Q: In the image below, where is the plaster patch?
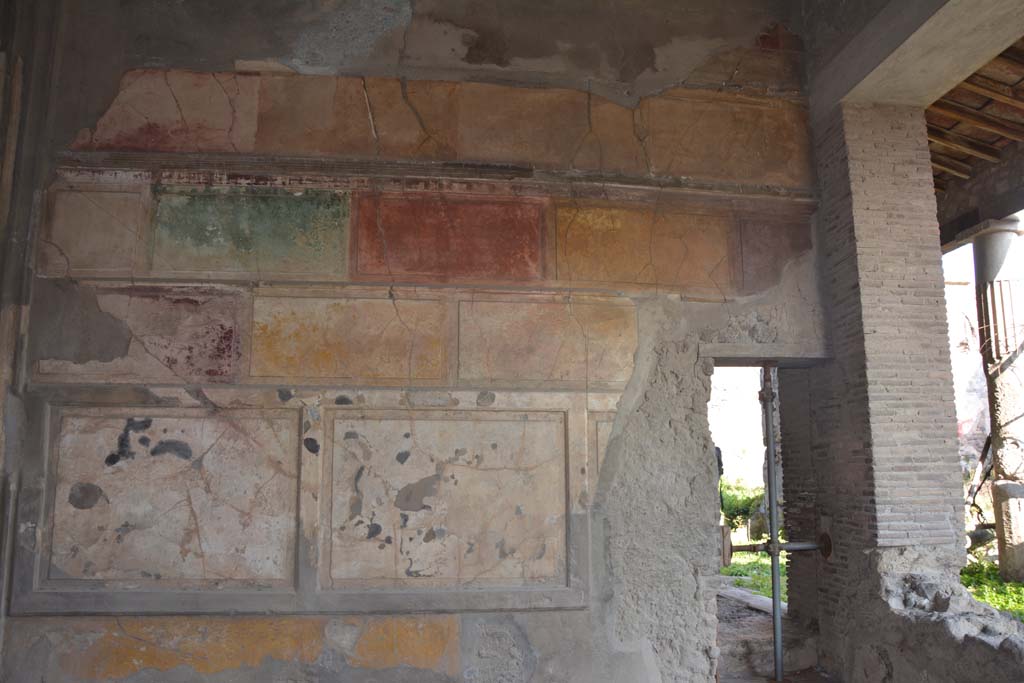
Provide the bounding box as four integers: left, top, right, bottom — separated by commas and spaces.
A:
33, 284, 244, 383
285, 0, 411, 71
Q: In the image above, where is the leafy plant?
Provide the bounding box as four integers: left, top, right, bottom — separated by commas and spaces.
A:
720, 480, 764, 530
721, 551, 788, 602
961, 560, 1024, 622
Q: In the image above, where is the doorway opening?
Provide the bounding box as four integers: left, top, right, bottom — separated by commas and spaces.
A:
710, 365, 824, 682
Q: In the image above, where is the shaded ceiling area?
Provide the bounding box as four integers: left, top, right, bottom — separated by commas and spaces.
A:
928, 38, 1024, 193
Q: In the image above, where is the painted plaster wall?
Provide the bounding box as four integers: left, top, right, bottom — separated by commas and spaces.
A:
2, 3, 824, 682
46, 0, 804, 155
8, 172, 823, 682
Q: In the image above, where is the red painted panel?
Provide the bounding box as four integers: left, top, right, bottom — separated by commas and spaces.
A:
354, 193, 545, 282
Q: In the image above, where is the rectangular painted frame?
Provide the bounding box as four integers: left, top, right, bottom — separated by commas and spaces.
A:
10, 389, 594, 614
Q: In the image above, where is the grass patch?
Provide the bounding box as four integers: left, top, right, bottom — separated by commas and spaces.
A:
961, 561, 1024, 622
721, 551, 788, 602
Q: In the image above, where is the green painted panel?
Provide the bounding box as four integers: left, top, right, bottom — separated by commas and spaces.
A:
152, 187, 348, 278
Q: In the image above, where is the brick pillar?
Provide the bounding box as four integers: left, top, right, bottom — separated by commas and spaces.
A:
972, 221, 1024, 580
800, 103, 963, 671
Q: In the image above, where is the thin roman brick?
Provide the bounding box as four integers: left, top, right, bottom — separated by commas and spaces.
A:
796, 103, 963, 662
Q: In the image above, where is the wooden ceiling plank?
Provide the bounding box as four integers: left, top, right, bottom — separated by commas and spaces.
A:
931, 158, 971, 179
990, 54, 1024, 78
959, 76, 1024, 112
930, 100, 1024, 141
926, 125, 1001, 163
930, 152, 972, 176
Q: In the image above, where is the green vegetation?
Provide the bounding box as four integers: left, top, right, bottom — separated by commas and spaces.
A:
721, 551, 788, 602
720, 480, 764, 531
961, 561, 1024, 622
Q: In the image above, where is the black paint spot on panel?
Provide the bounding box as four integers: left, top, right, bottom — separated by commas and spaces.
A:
454, 448, 467, 458
303, 437, 321, 454
394, 474, 441, 511
105, 417, 153, 466
403, 432, 411, 438
115, 522, 135, 543
491, 442, 498, 450
277, 388, 294, 402
396, 450, 411, 464
350, 465, 365, 518
476, 390, 496, 407
68, 482, 106, 510
335, 395, 353, 405
400, 513, 409, 528
366, 523, 382, 539
343, 431, 359, 440
150, 440, 193, 460
385, 536, 392, 544
423, 528, 436, 543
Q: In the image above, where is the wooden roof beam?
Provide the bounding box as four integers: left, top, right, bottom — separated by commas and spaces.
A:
926, 125, 1002, 163
958, 74, 1024, 112
930, 100, 1024, 141
931, 153, 972, 179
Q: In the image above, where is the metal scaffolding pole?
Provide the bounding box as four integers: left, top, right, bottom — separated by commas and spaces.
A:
760, 365, 784, 682
723, 364, 830, 682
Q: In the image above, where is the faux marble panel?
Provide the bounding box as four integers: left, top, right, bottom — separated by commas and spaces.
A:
151, 187, 348, 280
739, 217, 813, 293
455, 82, 590, 167
639, 89, 813, 189
458, 299, 637, 386
328, 410, 566, 587
555, 203, 739, 295
74, 70, 258, 153
48, 409, 298, 585
250, 294, 450, 382
32, 283, 245, 384
255, 75, 374, 157
38, 187, 147, 278
353, 193, 544, 283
